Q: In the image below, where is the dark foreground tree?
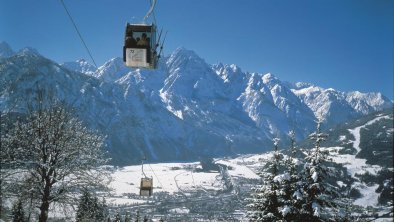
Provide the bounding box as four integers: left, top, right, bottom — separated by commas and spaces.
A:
247, 138, 283, 221
299, 119, 341, 221
11, 200, 26, 222
76, 189, 108, 222
2, 92, 109, 222
276, 131, 304, 221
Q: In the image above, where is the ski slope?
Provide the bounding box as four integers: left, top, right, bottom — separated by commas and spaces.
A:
328, 115, 391, 207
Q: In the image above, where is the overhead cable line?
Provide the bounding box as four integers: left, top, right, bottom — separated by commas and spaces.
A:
60, 0, 98, 68
148, 163, 163, 188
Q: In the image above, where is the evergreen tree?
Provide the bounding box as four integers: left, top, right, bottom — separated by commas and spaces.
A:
114, 211, 122, 222
11, 200, 25, 222
135, 209, 141, 222
124, 211, 131, 222
247, 138, 283, 221
299, 119, 340, 221
276, 131, 304, 221
76, 189, 108, 222
95, 197, 108, 221
76, 190, 93, 221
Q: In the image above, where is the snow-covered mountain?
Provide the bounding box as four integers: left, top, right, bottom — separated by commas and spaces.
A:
291, 82, 391, 126
0, 41, 14, 58
0, 42, 392, 165
322, 109, 393, 206
61, 59, 97, 76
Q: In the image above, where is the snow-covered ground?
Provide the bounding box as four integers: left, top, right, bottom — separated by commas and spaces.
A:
107, 155, 266, 207
326, 115, 391, 207
109, 162, 222, 197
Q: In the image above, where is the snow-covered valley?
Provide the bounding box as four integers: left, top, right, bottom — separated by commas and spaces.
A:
102, 139, 392, 221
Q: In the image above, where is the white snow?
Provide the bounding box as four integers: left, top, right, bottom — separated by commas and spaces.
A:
274, 172, 290, 183
327, 115, 392, 207
280, 206, 291, 217
353, 182, 380, 207
348, 115, 390, 153
109, 162, 221, 198
107, 197, 146, 206
215, 159, 260, 179
312, 202, 321, 217
312, 171, 318, 182
106, 155, 266, 206
338, 135, 346, 141
169, 207, 190, 214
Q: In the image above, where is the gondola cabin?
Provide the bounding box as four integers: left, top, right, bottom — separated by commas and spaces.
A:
140, 177, 153, 196
123, 23, 158, 69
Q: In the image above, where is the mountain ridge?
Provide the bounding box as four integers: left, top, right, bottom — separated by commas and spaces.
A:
0, 42, 392, 165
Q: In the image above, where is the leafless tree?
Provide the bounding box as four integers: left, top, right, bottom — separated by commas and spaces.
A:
1, 91, 110, 222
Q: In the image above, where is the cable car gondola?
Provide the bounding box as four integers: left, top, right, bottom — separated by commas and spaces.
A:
123, 23, 158, 69
140, 177, 153, 196
123, 0, 165, 69
139, 157, 153, 197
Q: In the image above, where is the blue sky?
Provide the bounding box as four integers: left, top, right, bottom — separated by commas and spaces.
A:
1, 0, 393, 99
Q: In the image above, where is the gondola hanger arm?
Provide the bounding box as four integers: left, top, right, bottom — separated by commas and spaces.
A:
144, 0, 157, 23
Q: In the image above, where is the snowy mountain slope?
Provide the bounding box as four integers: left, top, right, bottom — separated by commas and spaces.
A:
159, 48, 270, 154
0, 50, 124, 132
316, 109, 394, 206
1, 42, 392, 165
0, 41, 14, 58
0, 50, 210, 164
0, 46, 267, 164
61, 59, 97, 76
291, 83, 392, 126
237, 73, 316, 140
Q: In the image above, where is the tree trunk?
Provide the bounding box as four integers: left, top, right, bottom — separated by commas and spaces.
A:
38, 200, 49, 222
38, 179, 51, 222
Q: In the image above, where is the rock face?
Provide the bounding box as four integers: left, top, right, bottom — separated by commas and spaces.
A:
1, 44, 392, 165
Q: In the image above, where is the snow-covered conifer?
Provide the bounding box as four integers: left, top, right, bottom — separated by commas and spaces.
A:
11, 200, 26, 222
299, 119, 340, 221
124, 211, 131, 222
275, 130, 304, 221
135, 209, 141, 222
247, 138, 283, 221
113, 211, 121, 222
76, 189, 108, 222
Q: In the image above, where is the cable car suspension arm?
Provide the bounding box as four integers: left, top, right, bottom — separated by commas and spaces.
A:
144, 0, 157, 23
158, 31, 167, 59
155, 28, 163, 51
141, 157, 147, 178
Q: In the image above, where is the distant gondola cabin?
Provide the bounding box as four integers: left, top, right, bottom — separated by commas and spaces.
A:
123, 23, 158, 69
140, 177, 153, 196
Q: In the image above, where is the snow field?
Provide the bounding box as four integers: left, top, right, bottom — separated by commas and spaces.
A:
215, 159, 260, 179
325, 115, 391, 207
109, 162, 222, 198
107, 157, 266, 206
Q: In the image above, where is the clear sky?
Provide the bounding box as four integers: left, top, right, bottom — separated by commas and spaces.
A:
1, 0, 393, 99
